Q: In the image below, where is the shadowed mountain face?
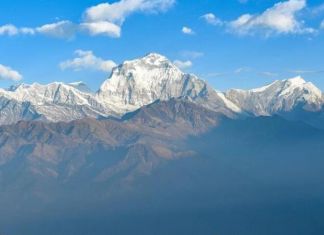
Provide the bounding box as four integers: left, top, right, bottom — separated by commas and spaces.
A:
0, 99, 223, 221
0, 99, 220, 186
0, 99, 324, 235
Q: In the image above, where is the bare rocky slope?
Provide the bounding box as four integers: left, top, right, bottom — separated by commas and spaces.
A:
0, 99, 223, 193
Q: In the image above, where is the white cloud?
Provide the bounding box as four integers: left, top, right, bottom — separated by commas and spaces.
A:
201, 13, 223, 26
83, 0, 175, 37
80, 21, 121, 38
60, 50, 117, 73
289, 69, 324, 74
0, 0, 175, 39
204, 72, 227, 78
20, 27, 36, 35
180, 50, 204, 59
0, 64, 23, 81
260, 71, 279, 77
310, 3, 324, 16
173, 60, 192, 69
0, 21, 77, 39
84, 0, 175, 24
320, 20, 324, 29
0, 24, 19, 36
182, 26, 195, 35
234, 67, 251, 74
229, 0, 314, 35
36, 21, 77, 39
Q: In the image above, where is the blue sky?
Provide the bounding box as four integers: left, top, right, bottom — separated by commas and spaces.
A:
1, 0, 324, 91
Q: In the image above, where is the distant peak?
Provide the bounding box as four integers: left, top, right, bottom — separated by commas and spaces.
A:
68, 81, 92, 93
247, 76, 311, 94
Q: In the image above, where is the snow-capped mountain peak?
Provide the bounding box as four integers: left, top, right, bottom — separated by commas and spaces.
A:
112, 53, 176, 77
132, 53, 171, 66
0, 81, 110, 124
225, 76, 323, 116
280, 76, 322, 98
96, 53, 237, 115
286, 76, 306, 85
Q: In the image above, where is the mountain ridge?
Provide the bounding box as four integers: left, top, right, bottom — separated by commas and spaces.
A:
0, 53, 323, 127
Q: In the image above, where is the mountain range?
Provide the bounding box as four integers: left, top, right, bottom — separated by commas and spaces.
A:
1, 53, 323, 128
0, 53, 324, 235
